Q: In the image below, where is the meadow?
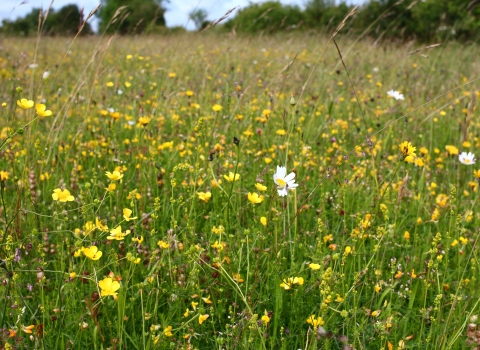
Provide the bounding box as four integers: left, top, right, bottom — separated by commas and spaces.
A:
0, 31, 480, 349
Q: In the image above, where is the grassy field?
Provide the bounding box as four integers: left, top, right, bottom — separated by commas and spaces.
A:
0, 32, 480, 349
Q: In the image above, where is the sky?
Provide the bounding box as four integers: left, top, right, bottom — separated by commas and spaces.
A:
0, 0, 365, 31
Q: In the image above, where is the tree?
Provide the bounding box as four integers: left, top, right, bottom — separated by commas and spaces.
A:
97, 0, 168, 34
0, 5, 92, 36
224, 1, 305, 34
189, 8, 208, 31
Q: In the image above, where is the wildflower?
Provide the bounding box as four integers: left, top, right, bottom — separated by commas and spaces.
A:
0, 170, 9, 181
81, 246, 102, 260
273, 166, 298, 196
460, 237, 468, 245
474, 170, 480, 179
123, 208, 137, 221
404, 231, 410, 240
35, 104, 52, 117
223, 172, 240, 182
233, 273, 244, 282
157, 240, 169, 249
211, 240, 224, 252
399, 141, 416, 162
191, 301, 198, 310
344, 246, 352, 255
98, 277, 120, 297
17, 98, 34, 109
248, 192, 264, 204
197, 191, 212, 202
459, 152, 476, 165
105, 170, 123, 182
22, 325, 35, 334
387, 90, 404, 100
184, 308, 189, 317
9, 329, 17, 337
107, 226, 131, 240
309, 263, 321, 270
52, 188, 75, 202
105, 183, 116, 192
445, 145, 459, 156
260, 217, 267, 226
212, 104, 222, 112
198, 314, 209, 324
261, 310, 270, 325
276, 129, 287, 135
95, 217, 109, 232
202, 295, 212, 304
306, 315, 325, 328
138, 117, 151, 126
280, 277, 304, 290
168, 72, 176, 78
255, 183, 267, 191
164, 326, 173, 337
374, 285, 381, 293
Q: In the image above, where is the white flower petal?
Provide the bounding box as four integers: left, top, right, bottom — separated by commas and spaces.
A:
284, 172, 296, 183
277, 187, 288, 196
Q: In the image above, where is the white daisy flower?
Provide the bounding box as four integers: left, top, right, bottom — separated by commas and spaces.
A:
459, 152, 476, 165
273, 166, 298, 197
387, 90, 405, 100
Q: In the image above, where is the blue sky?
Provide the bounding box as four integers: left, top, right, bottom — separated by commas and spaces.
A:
0, 0, 365, 31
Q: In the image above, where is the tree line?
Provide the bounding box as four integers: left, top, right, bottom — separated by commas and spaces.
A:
1, 0, 479, 42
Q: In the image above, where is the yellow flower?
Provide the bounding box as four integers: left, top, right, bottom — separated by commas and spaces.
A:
98, 277, 120, 297
404, 231, 410, 240
157, 240, 169, 249
306, 315, 325, 328
107, 226, 131, 240
211, 240, 224, 252
123, 208, 137, 221
260, 217, 267, 226
105, 170, 123, 182
280, 276, 304, 290
276, 129, 287, 136
191, 301, 198, 310
233, 273, 244, 282
255, 183, 267, 191
261, 310, 270, 325
95, 217, 109, 232
197, 191, 212, 203
81, 246, 102, 260
138, 117, 151, 126
52, 188, 75, 202
223, 172, 240, 182
202, 295, 212, 304
168, 72, 176, 78
184, 308, 189, 317
445, 145, 459, 156
212, 104, 222, 112
0, 170, 9, 181
164, 326, 173, 337
344, 246, 352, 255
198, 314, 209, 324
248, 192, 264, 204
309, 263, 321, 270
474, 169, 480, 179
35, 104, 52, 117
21, 325, 35, 334
105, 183, 116, 192
399, 141, 416, 162
17, 98, 34, 109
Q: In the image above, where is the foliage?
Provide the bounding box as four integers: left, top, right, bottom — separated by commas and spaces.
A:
0, 5, 92, 36
189, 8, 209, 31
224, 1, 305, 34
0, 32, 480, 349
97, 0, 167, 34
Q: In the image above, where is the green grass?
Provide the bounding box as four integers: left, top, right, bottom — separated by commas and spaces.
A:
0, 32, 480, 349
